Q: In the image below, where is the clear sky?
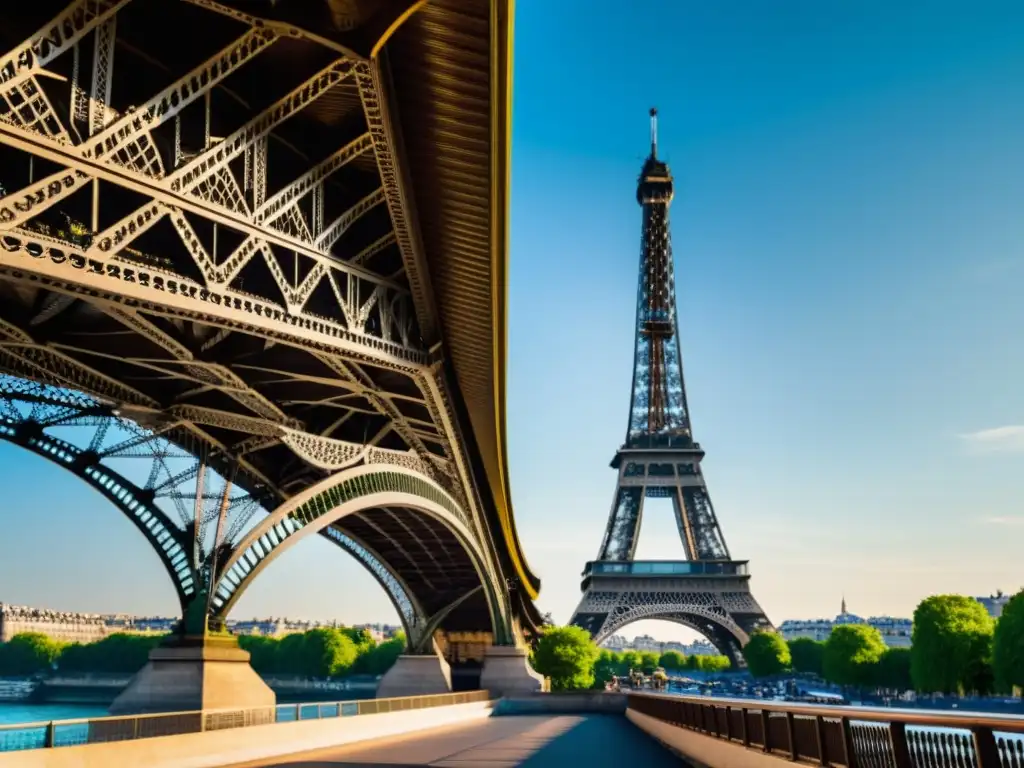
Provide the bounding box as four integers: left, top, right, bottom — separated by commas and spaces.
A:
2, 2, 1023, 644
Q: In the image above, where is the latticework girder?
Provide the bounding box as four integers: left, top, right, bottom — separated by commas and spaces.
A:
210, 463, 502, 638
0, 2, 421, 368
0, 0, 540, 646
0, 373, 503, 644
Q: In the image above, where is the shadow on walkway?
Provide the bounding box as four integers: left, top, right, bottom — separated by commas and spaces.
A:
233, 713, 682, 767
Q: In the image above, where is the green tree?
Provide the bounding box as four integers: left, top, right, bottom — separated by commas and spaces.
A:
993, 591, 1024, 696
238, 634, 280, 674
639, 651, 660, 674
964, 656, 996, 696
743, 632, 791, 677
54, 642, 87, 672
659, 651, 685, 670
355, 634, 406, 676
303, 629, 358, 677
7, 627, 409, 681
788, 638, 825, 676
911, 595, 994, 694
700, 655, 732, 673
104, 633, 162, 673
874, 647, 912, 692
341, 627, 375, 656
617, 650, 642, 676
0, 633, 65, 675
591, 650, 620, 689
275, 632, 308, 675
823, 625, 887, 687
531, 626, 600, 691
684, 654, 729, 673
54, 633, 162, 675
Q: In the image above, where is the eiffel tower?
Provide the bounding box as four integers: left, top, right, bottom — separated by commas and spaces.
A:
569, 109, 772, 667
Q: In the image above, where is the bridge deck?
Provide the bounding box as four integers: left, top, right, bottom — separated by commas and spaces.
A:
226, 714, 681, 767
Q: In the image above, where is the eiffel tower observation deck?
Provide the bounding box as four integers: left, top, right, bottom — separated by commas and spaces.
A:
570, 110, 773, 666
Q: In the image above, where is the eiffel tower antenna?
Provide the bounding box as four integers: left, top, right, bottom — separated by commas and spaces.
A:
650, 107, 658, 157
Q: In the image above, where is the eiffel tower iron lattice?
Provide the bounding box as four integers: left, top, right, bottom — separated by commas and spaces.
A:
569, 110, 772, 666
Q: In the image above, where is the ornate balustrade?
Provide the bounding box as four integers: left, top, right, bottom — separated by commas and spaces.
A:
627, 692, 1024, 768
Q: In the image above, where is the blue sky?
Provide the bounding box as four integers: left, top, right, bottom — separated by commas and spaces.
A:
2, 2, 1023, 643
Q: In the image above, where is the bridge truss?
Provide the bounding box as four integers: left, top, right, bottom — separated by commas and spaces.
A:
0, 0, 542, 652
0, 374, 494, 650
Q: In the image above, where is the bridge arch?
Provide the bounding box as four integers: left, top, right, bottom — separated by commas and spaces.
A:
319, 525, 429, 648
213, 464, 503, 650
0, 375, 502, 650
0, 381, 199, 613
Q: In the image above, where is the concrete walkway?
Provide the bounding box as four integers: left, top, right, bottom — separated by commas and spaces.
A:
227, 714, 682, 767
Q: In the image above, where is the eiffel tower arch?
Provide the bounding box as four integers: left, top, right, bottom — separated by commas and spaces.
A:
569, 111, 772, 667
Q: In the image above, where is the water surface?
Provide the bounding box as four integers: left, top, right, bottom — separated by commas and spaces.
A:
0, 703, 108, 727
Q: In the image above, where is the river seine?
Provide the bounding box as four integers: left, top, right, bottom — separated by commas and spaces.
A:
0, 703, 108, 726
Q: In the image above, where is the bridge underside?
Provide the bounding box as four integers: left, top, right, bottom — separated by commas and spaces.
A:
339, 509, 492, 632
0, 377, 496, 654
0, 0, 544, 671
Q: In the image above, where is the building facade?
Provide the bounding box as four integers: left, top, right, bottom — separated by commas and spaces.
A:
0, 604, 108, 644
226, 618, 402, 639
1, 602, 403, 644
975, 593, 1011, 619
777, 600, 912, 648
599, 634, 719, 657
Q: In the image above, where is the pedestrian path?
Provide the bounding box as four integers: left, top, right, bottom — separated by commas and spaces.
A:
227, 713, 682, 767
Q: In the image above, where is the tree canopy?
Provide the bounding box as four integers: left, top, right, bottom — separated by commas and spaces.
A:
911, 595, 994, 694
874, 647, 912, 691
743, 632, 791, 677
591, 650, 619, 689
354, 634, 406, 676
236, 627, 404, 678
787, 638, 825, 677
658, 651, 685, 670
994, 591, 1024, 696
581, 646, 728, 686
58, 633, 165, 674
617, 651, 642, 676
638, 651, 660, 675
531, 626, 601, 691
688, 654, 731, 672
823, 625, 887, 687
0, 626, 406, 680
0, 633, 66, 676
300, 628, 359, 677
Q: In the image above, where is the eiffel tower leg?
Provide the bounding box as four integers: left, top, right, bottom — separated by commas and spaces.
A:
598, 486, 646, 561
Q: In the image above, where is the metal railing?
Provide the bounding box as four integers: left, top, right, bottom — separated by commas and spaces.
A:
0, 690, 492, 753
627, 692, 1024, 767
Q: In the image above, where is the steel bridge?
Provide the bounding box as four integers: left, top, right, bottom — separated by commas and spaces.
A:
0, 0, 542, 689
